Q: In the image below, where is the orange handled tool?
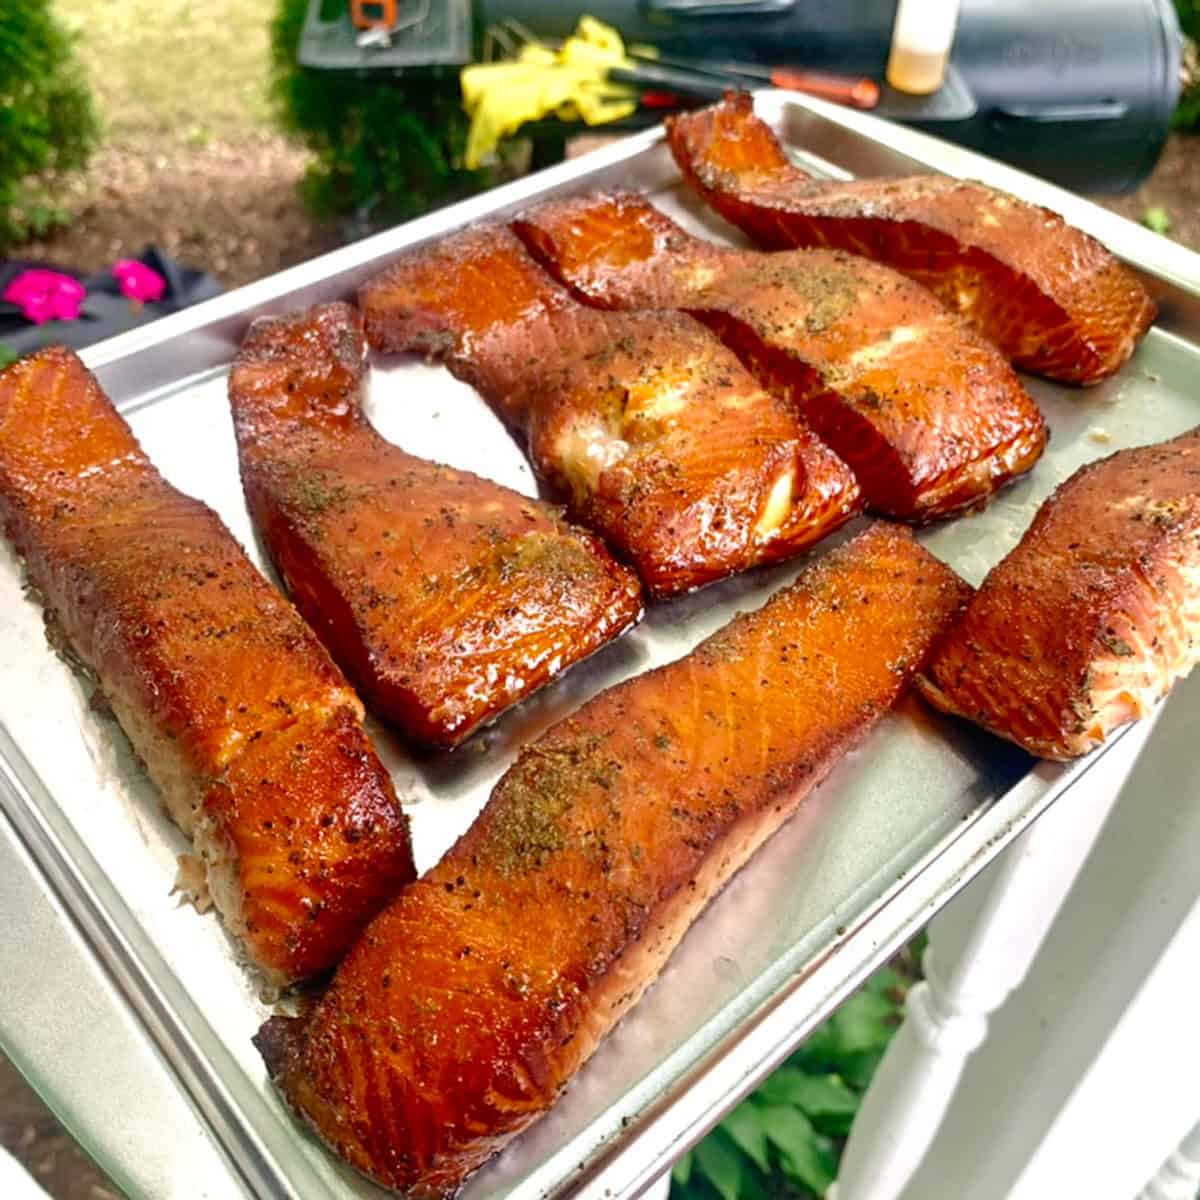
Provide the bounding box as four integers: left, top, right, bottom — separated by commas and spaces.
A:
627, 49, 880, 110
351, 0, 398, 30
764, 69, 879, 109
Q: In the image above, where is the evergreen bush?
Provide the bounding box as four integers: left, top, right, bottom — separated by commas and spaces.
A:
271, 0, 499, 225
1175, 0, 1200, 130
0, 1, 99, 250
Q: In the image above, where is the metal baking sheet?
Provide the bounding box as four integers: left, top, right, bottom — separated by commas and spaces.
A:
2, 91, 1198, 1200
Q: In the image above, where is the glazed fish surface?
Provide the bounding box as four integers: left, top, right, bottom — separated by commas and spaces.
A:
0, 347, 415, 986
230, 302, 643, 750
359, 224, 863, 597
256, 522, 970, 1197
667, 93, 1155, 385
513, 190, 1046, 521
920, 426, 1200, 759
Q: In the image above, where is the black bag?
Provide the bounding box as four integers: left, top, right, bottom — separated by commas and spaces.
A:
0, 247, 221, 355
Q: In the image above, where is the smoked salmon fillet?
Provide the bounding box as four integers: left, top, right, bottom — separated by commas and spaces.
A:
359, 224, 863, 597
230, 303, 643, 749
256, 522, 970, 1197
513, 191, 1047, 521
920, 426, 1200, 759
667, 93, 1156, 385
0, 347, 415, 986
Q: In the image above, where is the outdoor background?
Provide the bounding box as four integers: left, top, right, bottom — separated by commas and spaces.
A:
1, 2, 1198, 1198
12, 0, 1200, 288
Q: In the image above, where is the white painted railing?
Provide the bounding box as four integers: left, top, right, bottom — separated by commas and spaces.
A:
656, 677, 1200, 1200
829, 713, 1158, 1200
840, 671, 1200, 1200
0, 1147, 51, 1200
1138, 1119, 1200, 1200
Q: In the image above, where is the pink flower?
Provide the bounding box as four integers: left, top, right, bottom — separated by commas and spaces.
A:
112, 259, 166, 303
3, 270, 86, 325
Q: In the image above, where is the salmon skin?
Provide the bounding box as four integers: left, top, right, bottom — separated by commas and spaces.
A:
920, 426, 1200, 759
666, 93, 1156, 386
359, 224, 863, 598
513, 190, 1047, 521
0, 347, 415, 986
230, 302, 643, 750
256, 523, 970, 1197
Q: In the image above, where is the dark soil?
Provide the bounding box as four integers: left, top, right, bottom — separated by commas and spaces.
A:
1093, 132, 1200, 252
18, 133, 339, 290
0, 1055, 121, 1199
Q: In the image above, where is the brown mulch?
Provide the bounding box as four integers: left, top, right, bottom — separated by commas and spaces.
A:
0, 1055, 121, 1199
1091, 132, 1200, 252
17, 133, 338, 290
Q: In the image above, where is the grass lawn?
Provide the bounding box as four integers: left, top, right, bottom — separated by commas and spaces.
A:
11, 1, 333, 287
59, 0, 276, 142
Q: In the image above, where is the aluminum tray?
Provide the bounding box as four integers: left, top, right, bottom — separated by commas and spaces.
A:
2, 91, 1198, 1200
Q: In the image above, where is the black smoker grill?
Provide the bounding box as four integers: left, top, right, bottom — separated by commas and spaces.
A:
480, 0, 1183, 192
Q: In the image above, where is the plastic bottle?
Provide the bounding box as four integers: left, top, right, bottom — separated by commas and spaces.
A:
886, 0, 961, 95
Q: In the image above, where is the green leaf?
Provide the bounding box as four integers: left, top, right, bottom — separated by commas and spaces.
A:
1176, 0, 1200, 38
784, 1132, 838, 1197
756, 1066, 813, 1106
694, 1130, 746, 1200
758, 1101, 812, 1155
758, 1105, 836, 1196
860, 965, 904, 997
720, 1101, 770, 1173
737, 1171, 771, 1200
791, 1020, 840, 1071
791, 961, 907, 1075
908, 928, 929, 965
827, 988, 897, 1055
671, 1151, 694, 1188
837, 1048, 887, 1092
755, 1069, 860, 1120
1142, 206, 1172, 235
0, 345, 17, 371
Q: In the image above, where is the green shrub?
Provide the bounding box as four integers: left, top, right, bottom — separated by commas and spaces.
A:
271, 0, 500, 225
672, 955, 917, 1200
1176, 1, 1200, 130
0, 2, 99, 250
1177, 0, 1199, 42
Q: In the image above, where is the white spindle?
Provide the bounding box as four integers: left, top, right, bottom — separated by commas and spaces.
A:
828, 714, 1159, 1200
0, 1146, 51, 1200
1136, 1119, 1200, 1200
